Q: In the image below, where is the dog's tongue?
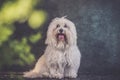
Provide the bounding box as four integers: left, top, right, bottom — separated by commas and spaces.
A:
58, 35, 64, 40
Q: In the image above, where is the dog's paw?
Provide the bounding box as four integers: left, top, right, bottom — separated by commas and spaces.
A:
23, 71, 40, 78
55, 73, 64, 79
65, 72, 77, 78
51, 73, 64, 79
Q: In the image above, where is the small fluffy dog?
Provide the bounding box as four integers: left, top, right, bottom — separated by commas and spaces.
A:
23, 17, 81, 79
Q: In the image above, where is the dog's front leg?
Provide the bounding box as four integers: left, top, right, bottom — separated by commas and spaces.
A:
49, 63, 64, 79
64, 66, 78, 78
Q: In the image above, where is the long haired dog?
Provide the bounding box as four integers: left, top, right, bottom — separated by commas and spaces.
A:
23, 17, 81, 79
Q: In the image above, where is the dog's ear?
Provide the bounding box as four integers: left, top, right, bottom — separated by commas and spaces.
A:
45, 37, 48, 45
68, 22, 77, 45
45, 22, 55, 45
45, 18, 58, 45
45, 27, 51, 45
45, 28, 56, 46
45, 35, 50, 45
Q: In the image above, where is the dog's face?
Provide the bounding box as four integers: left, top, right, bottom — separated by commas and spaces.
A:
45, 17, 77, 49
53, 22, 68, 43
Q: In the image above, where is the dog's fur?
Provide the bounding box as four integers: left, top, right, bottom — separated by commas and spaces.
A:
23, 17, 81, 79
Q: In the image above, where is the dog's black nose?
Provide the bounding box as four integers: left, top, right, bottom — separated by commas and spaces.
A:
59, 29, 63, 33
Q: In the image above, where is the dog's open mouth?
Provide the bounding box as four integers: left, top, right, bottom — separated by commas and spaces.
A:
56, 33, 67, 41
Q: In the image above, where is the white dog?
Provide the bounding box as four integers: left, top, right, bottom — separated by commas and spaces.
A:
23, 17, 81, 79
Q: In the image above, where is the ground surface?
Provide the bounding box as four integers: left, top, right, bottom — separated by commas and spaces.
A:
0, 72, 120, 80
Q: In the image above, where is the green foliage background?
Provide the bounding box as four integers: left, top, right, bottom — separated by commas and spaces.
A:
0, 0, 47, 69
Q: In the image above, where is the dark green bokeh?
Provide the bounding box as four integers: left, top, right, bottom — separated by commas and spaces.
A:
0, 0, 47, 70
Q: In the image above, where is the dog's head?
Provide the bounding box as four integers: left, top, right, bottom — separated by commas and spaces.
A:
45, 17, 77, 49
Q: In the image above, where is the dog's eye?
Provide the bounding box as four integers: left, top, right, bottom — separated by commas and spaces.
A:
56, 24, 60, 28
64, 24, 68, 28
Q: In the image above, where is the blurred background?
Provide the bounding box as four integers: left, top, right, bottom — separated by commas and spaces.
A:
0, 0, 48, 71
0, 0, 120, 76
